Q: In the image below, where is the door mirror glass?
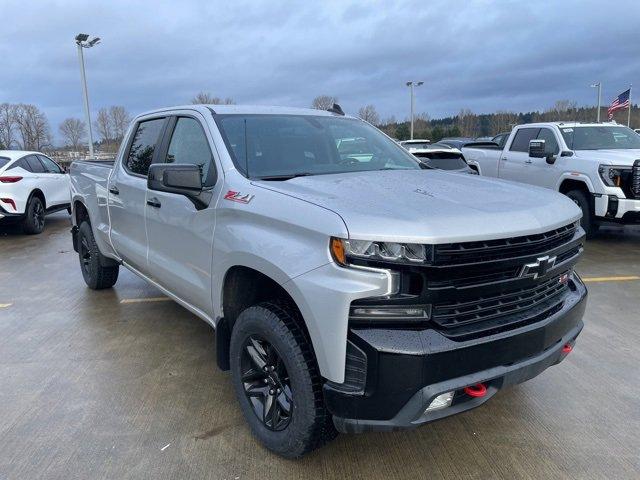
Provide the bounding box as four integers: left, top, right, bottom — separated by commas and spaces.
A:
529, 139, 546, 158
148, 163, 202, 196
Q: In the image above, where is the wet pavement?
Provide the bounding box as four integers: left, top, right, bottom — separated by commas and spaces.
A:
1, 212, 639, 479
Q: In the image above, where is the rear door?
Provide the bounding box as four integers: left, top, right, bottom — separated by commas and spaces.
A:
145, 113, 221, 313
108, 116, 168, 272
37, 155, 69, 207
498, 127, 540, 184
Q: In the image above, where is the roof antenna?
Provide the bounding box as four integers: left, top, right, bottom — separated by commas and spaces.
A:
327, 103, 345, 116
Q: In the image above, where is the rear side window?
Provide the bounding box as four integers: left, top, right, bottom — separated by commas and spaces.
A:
38, 155, 64, 173
7, 158, 32, 172
509, 128, 540, 152
165, 117, 215, 184
25, 155, 46, 173
125, 118, 165, 176
0, 157, 10, 169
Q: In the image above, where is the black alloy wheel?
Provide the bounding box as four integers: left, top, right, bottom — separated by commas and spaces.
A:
240, 335, 293, 431
32, 200, 45, 231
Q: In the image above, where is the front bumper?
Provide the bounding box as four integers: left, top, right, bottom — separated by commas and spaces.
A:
594, 194, 640, 223
326, 277, 587, 433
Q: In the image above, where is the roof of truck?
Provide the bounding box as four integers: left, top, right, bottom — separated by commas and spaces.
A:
136, 104, 353, 118
517, 121, 623, 129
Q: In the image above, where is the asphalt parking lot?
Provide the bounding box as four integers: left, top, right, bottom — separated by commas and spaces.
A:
1, 213, 639, 480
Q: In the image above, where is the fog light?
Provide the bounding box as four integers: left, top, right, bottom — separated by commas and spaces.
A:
425, 391, 454, 413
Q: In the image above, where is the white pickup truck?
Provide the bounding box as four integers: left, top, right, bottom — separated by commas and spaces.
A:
463, 122, 640, 236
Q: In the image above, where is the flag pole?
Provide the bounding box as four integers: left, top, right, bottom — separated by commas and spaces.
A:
628, 85, 633, 127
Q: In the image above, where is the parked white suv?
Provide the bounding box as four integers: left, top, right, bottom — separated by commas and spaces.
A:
0, 150, 70, 234
463, 123, 640, 236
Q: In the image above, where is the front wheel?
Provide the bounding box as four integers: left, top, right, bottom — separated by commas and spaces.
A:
229, 303, 337, 458
77, 221, 119, 289
565, 189, 598, 238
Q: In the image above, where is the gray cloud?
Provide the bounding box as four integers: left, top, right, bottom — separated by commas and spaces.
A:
1, 0, 639, 143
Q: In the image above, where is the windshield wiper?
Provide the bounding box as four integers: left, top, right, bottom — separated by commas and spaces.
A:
256, 172, 314, 181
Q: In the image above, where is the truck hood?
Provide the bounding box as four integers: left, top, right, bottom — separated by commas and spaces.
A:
254, 170, 581, 243
573, 149, 640, 166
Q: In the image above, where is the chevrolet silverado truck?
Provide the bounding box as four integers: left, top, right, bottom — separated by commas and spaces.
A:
463, 122, 640, 236
70, 105, 587, 458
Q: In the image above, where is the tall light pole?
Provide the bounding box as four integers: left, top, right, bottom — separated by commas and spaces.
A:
590, 82, 602, 123
75, 33, 100, 158
406, 81, 424, 139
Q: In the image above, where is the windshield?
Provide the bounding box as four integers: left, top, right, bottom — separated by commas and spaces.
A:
216, 115, 421, 179
560, 126, 640, 150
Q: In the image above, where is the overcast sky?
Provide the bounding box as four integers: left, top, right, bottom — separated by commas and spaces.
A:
1, 0, 639, 143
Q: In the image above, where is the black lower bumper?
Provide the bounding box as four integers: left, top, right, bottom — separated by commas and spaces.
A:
326, 277, 587, 433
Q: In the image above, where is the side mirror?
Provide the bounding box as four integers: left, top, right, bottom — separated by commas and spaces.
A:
529, 139, 557, 164
529, 139, 546, 158
148, 163, 202, 195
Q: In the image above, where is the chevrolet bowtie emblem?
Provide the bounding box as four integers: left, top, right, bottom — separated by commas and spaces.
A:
520, 255, 557, 279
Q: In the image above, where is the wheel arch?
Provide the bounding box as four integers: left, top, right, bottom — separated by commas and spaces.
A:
28, 188, 46, 209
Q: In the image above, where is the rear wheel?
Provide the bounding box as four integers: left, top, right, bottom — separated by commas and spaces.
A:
565, 189, 598, 238
229, 302, 337, 458
78, 221, 119, 289
22, 196, 45, 234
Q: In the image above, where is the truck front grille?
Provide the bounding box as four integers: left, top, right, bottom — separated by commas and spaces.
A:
434, 223, 577, 266
432, 272, 569, 333
632, 160, 640, 198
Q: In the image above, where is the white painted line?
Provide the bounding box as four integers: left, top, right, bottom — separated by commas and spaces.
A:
160, 443, 171, 451
582, 276, 640, 283
0, 303, 12, 308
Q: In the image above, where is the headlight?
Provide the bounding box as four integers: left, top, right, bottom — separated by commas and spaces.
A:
598, 164, 631, 188
330, 237, 434, 265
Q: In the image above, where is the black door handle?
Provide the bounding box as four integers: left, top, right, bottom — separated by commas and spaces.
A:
109, 186, 119, 195
146, 197, 161, 208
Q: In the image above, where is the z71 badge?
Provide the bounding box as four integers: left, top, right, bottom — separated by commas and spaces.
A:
224, 190, 254, 204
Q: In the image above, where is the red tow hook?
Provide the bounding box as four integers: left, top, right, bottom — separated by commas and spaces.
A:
562, 343, 573, 354
464, 383, 487, 398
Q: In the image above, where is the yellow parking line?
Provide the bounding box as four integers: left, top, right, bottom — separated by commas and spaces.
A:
120, 297, 171, 304
0, 303, 12, 308
582, 276, 640, 283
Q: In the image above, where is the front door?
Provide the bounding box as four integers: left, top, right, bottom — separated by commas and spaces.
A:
37, 155, 69, 207
109, 116, 167, 272
145, 113, 220, 313
527, 127, 561, 189
498, 127, 540, 185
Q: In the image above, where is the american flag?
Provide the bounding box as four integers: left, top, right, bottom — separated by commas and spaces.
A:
607, 88, 630, 119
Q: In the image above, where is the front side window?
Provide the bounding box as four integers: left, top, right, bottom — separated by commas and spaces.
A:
560, 126, 640, 150
38, 155, 63, 173
165, 117, 214, 183
216, 115, 420, 179
509, 128, 540, 152
125, 118, 165, 176
536, 129, 559, 155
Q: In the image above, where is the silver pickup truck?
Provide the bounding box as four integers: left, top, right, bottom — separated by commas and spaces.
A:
70, 104, 587, 458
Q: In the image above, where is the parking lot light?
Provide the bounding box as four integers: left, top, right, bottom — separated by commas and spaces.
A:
590, 82, 602, 122
406, 81, 424, 139
75, 33, 100, 159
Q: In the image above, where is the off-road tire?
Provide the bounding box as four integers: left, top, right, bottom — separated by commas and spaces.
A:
229, 302, 337, 458
78, 221, 119, 289
22, 196, 45, 234
565, 189, 598, 238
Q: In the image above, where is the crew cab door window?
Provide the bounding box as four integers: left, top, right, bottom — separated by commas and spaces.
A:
536, 128, 559, 155
125, 118, 166, 176
509, 128, 540, 152
165, 117, 216, 185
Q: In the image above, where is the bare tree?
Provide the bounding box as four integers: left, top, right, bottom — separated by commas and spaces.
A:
311, 95, 338, 110
490, 111, 518, 134
94, 108, 113, 143
457, 109, 479, 137
59, 118, 86, 152
545, 100, 578, 121
357, 105, 380, 125
0, 103, 19, 149
15, 104, 51, 151
109, 106, 130, 142
191, 92, 235, 105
